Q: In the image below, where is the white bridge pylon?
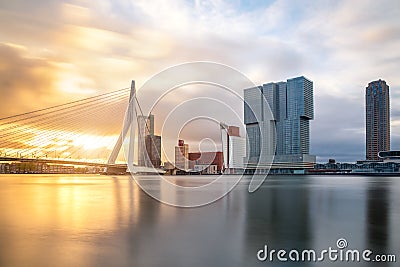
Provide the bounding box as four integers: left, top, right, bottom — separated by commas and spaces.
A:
107, 80, 164, 174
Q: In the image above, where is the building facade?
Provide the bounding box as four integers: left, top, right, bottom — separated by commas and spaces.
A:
244, 76, 315, 172
244, 85, 275, 166
227, 136, 246, 169
188, 151, 224, 173
137, 114, 154, 166
175, 139, 189, 171
366, 79, 390, 160
283, 76, 314, 155
145, 134, 161, 168
137, 114, 162, 168
222, 125, 246, 172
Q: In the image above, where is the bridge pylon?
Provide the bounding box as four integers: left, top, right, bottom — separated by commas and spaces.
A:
107, 80, 136, 170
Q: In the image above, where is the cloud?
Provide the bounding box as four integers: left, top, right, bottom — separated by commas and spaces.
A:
310, 93, 365, 162
0, 44, 61, 117
0, 43, 130, 159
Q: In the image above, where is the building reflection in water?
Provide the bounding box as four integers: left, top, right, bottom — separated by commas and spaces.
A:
122, 175, 249, 267
1, 175, 399, 267
245, 176, 311, 266
308, 177, 367, 255
366, 178, 390, 254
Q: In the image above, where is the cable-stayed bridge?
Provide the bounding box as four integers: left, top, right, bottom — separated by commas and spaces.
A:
0, 81, 164, 174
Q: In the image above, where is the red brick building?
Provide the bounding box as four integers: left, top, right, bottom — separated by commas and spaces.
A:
188, 151, 224, 173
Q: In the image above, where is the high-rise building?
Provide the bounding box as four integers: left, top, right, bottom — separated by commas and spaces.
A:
137, 114, 154, 166
275, 81, 287, 155
244, 76, 315, 172
222, 125, 246, 172
283, 76, 314, 155
145, 134, 161, 168
244, 86, 275, 165
175, 139, 189, 171
137, 114, 161, 168
366, 79, 390, 160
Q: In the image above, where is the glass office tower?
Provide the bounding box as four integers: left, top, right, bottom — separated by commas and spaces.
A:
244, 76, 315, 171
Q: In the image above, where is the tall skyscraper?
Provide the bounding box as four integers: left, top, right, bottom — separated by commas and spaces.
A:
137, 114, 161, 168
366, 79, 390, 160
283, 76, 314, 155
244, 76, 315, 171
244, 85, 275, 165
137, 114, 154, 166
175, 139, 189, 171
145, 135, 161, 168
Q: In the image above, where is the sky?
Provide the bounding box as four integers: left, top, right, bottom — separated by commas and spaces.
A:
0, 0, 400, 163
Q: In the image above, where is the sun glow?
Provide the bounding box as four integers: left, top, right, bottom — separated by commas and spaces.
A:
9, 126, 121, 160
55, 63, 96, 95
72, 134, 118, 151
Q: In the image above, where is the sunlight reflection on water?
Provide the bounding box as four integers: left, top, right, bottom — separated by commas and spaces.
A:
0, 174, 399, 267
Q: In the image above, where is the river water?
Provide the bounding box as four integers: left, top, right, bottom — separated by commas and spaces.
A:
0, 174, 399, 267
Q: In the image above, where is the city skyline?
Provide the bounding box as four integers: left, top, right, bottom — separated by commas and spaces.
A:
0, 1, 399, 162
1, 3, 399, 266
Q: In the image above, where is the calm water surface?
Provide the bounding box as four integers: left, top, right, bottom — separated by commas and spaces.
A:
0, 174, 399, 267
